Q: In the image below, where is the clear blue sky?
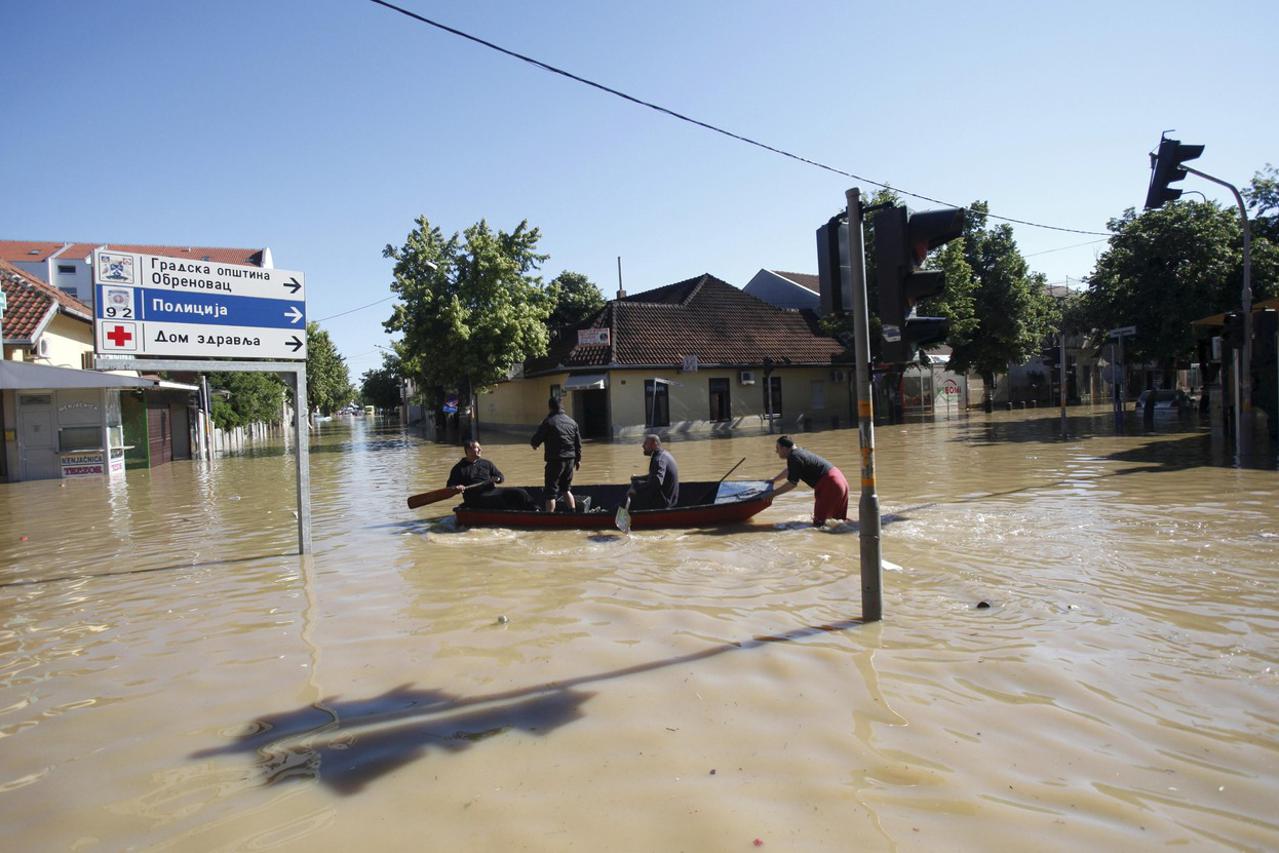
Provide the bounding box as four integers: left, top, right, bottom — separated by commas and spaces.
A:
2, 0, 1274, 376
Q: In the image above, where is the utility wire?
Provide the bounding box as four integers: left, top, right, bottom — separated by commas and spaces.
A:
1024, 238, 1109, 258
314, 294, 396, 322
366, 0, 1110, 237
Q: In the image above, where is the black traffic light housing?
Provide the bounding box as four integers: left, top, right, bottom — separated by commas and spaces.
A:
1144, 136, 1204, 210
815, 214, 852, 315
1221, 312, 1245, 352
874, 205, 966, 364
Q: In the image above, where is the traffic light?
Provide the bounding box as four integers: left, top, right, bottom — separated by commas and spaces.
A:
815, 214, 851, 315
874, 205, 966, 364
1040, 339, 1060, 369
1220, 312, 1245, 353
1144, 136, 1204, 210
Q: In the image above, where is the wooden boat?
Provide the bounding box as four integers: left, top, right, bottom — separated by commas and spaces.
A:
453, 480, 774, 530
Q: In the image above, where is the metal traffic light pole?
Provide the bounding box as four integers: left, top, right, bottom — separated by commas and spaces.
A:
845, 187, 883, 623
1180, 165, 1253, 458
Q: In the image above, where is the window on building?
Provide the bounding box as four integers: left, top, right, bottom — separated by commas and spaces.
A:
709, 378, 731, 422
644, 380, 670, 427
57, 264, 76, 274
810, 380, 826, 410
60, 288, 79, 298
764, 376, 783, 419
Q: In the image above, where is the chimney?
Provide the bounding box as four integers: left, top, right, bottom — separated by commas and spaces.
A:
616, 256, 626, 300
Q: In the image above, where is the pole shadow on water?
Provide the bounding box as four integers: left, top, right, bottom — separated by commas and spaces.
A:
190, 617, 866, 795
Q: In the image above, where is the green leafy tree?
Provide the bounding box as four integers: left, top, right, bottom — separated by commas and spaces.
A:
546, 271, 606, 330
383, 216, 554, 424
305, 321, 352, 415
360, 353, 403, 410
208, 371, 286, 429
1245, 163, 1278, 243
1083, 201, 1278, 367
945, 202, 1059, 400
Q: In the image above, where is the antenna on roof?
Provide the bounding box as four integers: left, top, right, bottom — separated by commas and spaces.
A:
616, 256, 626, 300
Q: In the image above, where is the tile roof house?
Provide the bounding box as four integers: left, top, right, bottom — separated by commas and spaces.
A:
1, 258, 93, 355
526, 273, 846, 376
479, 274, 854, 439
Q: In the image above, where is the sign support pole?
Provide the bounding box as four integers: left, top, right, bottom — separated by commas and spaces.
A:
96, 357, 311, 554
1059, 330, 1068, 435
293, 366, 312, 554
846, 187, 883, 623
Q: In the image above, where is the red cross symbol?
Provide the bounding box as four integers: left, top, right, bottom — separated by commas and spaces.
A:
106, 325, 133, 347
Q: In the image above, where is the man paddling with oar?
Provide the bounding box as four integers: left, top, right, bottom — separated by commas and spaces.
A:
446, 439, 536, 510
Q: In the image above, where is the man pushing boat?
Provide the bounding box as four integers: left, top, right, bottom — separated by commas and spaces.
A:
768, 435, 849, 526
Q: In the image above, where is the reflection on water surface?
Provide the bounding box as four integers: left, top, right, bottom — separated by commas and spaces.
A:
1, 408, 1276, 850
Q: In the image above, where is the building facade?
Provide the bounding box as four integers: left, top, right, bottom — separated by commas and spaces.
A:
478, 274, 852, 439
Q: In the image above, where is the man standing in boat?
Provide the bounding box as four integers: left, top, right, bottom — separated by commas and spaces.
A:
531, 396, 582, 512
769, 435, 849, 526
626, 434, 680, 510
447, 439, 536, 510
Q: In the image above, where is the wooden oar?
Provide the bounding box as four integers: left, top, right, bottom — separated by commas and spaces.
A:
406, 480, 490, 510
614, 496, 632, 534
702, 457, 747, 504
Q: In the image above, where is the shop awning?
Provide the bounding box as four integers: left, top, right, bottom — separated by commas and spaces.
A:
0, 360, 158, 390
563, 373, 608, 391
1191, 296, 1279, 327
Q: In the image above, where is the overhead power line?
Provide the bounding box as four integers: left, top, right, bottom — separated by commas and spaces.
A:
366, 0, 1110, 237
314, 294, 396, 323
1024, 238, 1109, 258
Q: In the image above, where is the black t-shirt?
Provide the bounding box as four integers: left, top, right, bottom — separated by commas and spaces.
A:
531, 412, 582, 461
636, 448, 680, 507
447, 457, 504, 491
786, 447, 833, 487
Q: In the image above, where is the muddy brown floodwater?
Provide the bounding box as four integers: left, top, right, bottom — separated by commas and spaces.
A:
1, 407, 1276, 851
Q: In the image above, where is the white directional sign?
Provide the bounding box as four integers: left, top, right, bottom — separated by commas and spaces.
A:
1108, 325, 1137, 338
92, 250, 307, 360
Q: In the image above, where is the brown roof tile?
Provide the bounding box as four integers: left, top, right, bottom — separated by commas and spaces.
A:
0, 240, 265, 266
0, 241, 67, 263
526, 274, 846, 375
1, 259, 92, 342
105, 244, 265, 265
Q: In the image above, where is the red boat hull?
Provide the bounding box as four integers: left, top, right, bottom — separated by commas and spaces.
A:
452, 481, 773, 530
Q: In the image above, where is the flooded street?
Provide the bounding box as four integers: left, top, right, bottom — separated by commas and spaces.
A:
1, 409, 1276, 851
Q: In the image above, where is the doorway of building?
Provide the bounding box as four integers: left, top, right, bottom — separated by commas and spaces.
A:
18, 393, 59, 480
574, 389, 609, 438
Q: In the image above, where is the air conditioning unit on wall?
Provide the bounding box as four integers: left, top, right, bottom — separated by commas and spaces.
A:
36, 337, 51, 358
738, 370, 756, 385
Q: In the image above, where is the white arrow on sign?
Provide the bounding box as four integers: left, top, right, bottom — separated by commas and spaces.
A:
284, 305, 304, 324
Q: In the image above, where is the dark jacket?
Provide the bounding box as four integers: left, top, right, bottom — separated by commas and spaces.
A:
634, 448, 679, 509
447, 457, 503, 491
531, 412, 582, 462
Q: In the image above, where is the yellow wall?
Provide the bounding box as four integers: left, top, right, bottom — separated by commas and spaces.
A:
609, 367, 852, 438
36, 314, 93, 369
481, 372, 570, 431
480, 366, 853, 438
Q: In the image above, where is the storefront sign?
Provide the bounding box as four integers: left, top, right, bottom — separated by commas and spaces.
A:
62, 452, 105, 477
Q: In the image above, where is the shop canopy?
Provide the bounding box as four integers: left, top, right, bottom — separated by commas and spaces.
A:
0, 360, 159, 390
1191, 296, 1279, 327
562, 373, 608, 391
